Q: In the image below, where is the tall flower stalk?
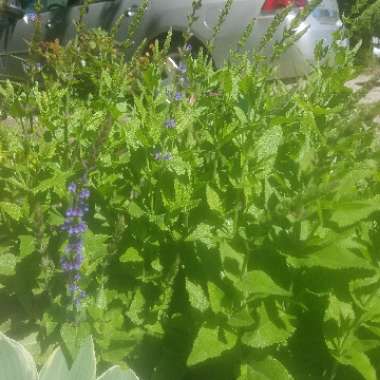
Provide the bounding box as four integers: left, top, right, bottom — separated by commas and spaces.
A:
60, 182, 90, 312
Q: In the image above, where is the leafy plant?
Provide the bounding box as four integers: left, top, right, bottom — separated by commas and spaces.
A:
1, 2, 380, 380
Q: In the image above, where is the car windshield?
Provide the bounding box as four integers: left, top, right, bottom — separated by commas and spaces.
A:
22, 0, 36, 11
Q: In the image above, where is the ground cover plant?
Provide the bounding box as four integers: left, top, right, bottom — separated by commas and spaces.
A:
1, 1, 380, 379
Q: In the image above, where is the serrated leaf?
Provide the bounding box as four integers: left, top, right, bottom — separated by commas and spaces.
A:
60, 323, 91, 360
186, 279, 209, 312
207, 282, 224, 314
0, 202, 22, 221
241, 303, 295, 348
19, 235, 35, 258
324, 294, 356, 357
324, 294, 355, 329
234, 106, 248, 124
186, 223, 216, 249
336, 349, 376, 380
0, 253, 17, 276
187, 326, 237, 366
330, 197, 380, 227
238, 356, 294, 380
219, 241, 244, 274
255, 125, 283, 175
126, 289, 145, 326
39, 347, 70, 380
33, 171, 72, 196
128, 202, 144, 218
206, 185, 224, 214
287, 239, 373, 271
236, 270, 290, 299
120, 247, 143, 263
228, 309, 255, 328
96, 286, 107, 310
69, 336, 96, 380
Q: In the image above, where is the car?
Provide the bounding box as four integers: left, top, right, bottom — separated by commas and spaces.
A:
0, 0, 342, 80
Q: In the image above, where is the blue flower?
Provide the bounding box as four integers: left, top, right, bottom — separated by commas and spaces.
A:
79, 188, 90, 199
174, 92, 183, 101
178, 62, 187, 74
68, 182, 77, 193
154, 151, 173, 161
165, 119, 176, 129
61, 182, 90, 310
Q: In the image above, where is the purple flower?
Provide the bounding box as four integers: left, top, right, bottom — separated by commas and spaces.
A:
154, 151, 173, 161
61, 181, 90, 311
68, 182, 77, 193
79, 189, 90, 199
178, 62, 187, 74
184, 43, 192, 52
175, 92, 183, 101
163, 153, 173, 161
165, 119, 176, 129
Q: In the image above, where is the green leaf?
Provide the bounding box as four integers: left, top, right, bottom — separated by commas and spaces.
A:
187, 326, 237, 366
236, 270, 290, 299
206, 185, 224, 214
228, 309, 255, 328
0, 319, 11, 334
0, 202, 22, 221
39, 347, 70, 380
207, 282, 224, 314
126, 289, 145, 326
336, 349, 376, 380
234, 106, 248, 124
60, 323, 91, 360
97, 366, 140, 380
69, 336, 96, 380
19, 332, 40, 359
186, 279, 209, 312
255, 125, 283, 175
324, 294, 356, 356
32, 171, 72, 196
238, 356, 294, 380
19, 235, 35, 259
241, 303, 295, 348
330, 197, 380, 227
286, 238, 373, 271
186, 224, 216, 249
96, 286, 108, 310
128, 202, 144, 218
219, 241, 244, 274
120, 247, 143, 263
0, 253, 17, 276
324, 294, 355, 328
0, 332, 38, 380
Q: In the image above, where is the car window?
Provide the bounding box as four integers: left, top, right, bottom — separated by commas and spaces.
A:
21, 0, 69, 12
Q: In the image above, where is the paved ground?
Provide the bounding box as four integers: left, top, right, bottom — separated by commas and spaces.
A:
345, 69, 380, 125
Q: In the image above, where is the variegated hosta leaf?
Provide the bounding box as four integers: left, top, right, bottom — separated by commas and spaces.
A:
39, 347, 70, 380
97, 366, 140, 380
0, 332, 38, 380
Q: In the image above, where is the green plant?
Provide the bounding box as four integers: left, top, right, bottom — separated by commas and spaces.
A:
0, 332, 139, 380
1, 3, 380, 380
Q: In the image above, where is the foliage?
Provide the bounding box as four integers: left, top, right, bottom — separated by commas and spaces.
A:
0, 332, 139, 379
0, 2, 380, 380
339, 0, 380, 58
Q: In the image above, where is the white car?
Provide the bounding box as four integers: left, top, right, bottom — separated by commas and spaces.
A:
0, 0, 342, 79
